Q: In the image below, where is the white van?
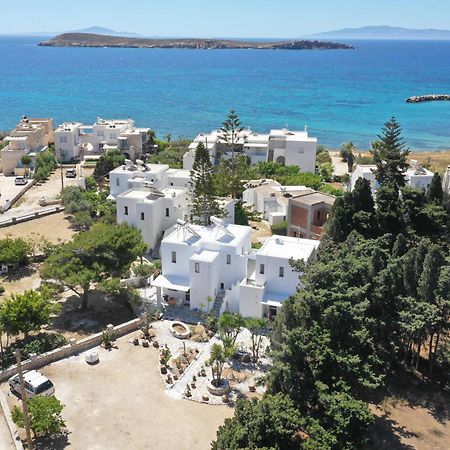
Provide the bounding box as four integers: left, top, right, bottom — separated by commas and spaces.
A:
9, 370, 55, 398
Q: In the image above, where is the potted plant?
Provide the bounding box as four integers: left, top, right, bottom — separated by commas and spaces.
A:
102, 329, 112, 349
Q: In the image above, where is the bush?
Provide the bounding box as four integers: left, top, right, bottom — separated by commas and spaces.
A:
33, 149, 56, 181
0, 285, 4, 295
0, 333, 67, 369
12, 396, 65, 438
271, 221, 288, 236
133, 263, 155, 277
320, 184, 344, 197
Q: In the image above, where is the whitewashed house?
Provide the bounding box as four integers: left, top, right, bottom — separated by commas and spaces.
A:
243, 179, 311, 226
152, 220, 319, 318
55, 117, 151, 162
350, 165, 378, 195
110, 161, 234, 251
183, 127, 317, 172
152, 219, 252, 312
1, 117, 54, 175
443, 165, 450, 195
405, 160, 434, 191
351, 161, 435, 195
226, 235, 319, 318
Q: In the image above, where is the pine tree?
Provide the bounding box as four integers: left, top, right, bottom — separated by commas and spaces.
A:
219, 110, 245, 162
189, 143, 222, 226
373, 117, 410, 188
428, 173, 443, 204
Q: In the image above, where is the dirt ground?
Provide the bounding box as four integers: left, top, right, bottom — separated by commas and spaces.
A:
0, 263, 41, 298
366, 383, 449, 450
329, 149, 450, 174
2, 331, 234, 450
50, 291, 135, 340
249, 220, 272, 244
0, 212, 74, 243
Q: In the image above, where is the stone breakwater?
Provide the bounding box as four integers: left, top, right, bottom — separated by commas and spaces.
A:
406, 94, 450, 103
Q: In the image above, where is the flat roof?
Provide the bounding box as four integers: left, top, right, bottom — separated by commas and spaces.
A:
163, 222, 251, 247
111, 163, 170, 175
191, 250, 219, 263
257, 235, 319, 261
292, 191, 336, 206
152, 274, 190, 292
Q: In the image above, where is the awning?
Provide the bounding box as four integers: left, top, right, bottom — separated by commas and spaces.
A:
151, 275, 190, 292
261, 291, 288, 308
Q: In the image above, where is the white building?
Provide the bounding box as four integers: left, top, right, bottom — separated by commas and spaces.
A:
227, 235, 319, 318
55, 117, 151, 162
110, 161, 234, 251
405, 160, 434, 191
443, 165, 450, 195
152, 219, 252, 312
152, 221, 319, 319
350, 165, 378, 195
183, 127, 317, 172
1, 117, 54, 175
242, 179, 311, 226
351, 161, 434, 195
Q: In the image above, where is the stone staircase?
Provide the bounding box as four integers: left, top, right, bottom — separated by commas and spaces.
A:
211, 291, 226, 318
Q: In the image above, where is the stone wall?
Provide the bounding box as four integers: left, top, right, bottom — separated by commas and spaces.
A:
0, 318, 142, 383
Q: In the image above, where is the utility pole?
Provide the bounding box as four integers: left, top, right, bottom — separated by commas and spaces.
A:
15, 350, 33, 450
60, 159, 64, 196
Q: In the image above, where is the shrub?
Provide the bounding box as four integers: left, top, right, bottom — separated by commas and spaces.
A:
12, 396, 65, 438
271, 221, 288, 236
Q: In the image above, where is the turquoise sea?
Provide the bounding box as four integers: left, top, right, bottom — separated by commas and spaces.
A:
1, 36, 450, 149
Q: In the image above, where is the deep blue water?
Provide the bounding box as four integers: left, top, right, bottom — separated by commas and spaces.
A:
1, 36, 450, 149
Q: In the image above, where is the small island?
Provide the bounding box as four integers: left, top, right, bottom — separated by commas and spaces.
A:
39, 33, 354, 50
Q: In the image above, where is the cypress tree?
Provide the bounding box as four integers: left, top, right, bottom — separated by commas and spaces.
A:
373, 117, 410, 188
189, 143, 222, 226
428, 173, 443, 204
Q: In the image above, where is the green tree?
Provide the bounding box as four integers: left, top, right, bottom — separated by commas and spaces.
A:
373, 117, 410, 188
213, 394, 333, 450
218, 109, 245, 162
376, 185, 405, 234
189, 143, 222, 225
0, 290, 59, 338
218, 312, 245, 347
339, 141, 355, 163
93, 148, 125, 180
12, 396, 65, 438
246, 317, 267, 363
61, 186, 93, 215
428, 173, 443, 204
0, 238, 31, 267
208, 343, 234, 386
41, 223, 146, 309
21, 155, 32, 174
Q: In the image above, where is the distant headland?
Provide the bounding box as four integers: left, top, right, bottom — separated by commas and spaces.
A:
39, 33, 354, 50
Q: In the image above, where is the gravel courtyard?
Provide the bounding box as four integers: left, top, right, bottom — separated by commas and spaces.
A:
2, 331, 233, 450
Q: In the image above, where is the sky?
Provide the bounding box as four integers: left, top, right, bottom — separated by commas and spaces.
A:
2, 0, 450, 38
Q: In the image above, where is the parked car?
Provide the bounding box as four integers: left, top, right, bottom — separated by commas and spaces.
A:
14, 176, 27, 185
65, 168, 77, 178
8, 370, 55, 398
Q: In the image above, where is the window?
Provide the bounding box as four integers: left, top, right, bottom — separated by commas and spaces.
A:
260, 264, 265, 275
171, 251, 176, 263
195, 262, 200, 273
226, 254, 231, 265
170, 182, 174, 186
141, 212, 145, 221
124, 206, 128, 216
279, 266, 284, 278
165, 208, 170, 217
116, 178, 120, 186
